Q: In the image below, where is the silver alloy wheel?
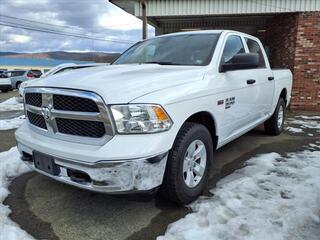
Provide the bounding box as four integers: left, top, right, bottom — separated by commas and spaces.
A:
277, 105, 284, 129
183, 139, 207, 188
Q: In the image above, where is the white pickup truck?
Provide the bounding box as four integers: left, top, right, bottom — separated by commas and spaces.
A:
16, 30, 292, 204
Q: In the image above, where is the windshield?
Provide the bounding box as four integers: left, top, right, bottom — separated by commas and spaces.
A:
113, 33, 220, 66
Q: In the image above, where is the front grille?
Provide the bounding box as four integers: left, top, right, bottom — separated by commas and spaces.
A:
27, 111, 47, 129
56, 118, 105, 138
25, 93, 42, 107
24, 88, 113, 144
53, 95, 99, 112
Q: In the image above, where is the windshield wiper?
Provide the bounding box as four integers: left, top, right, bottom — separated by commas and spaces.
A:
142, 61, 181, 65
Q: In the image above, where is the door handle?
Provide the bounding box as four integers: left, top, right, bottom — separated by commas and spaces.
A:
268, 76, 274, 81
247, 79, 256, 85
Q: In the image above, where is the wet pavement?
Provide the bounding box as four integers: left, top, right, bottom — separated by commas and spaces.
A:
1, 90, 319, 240
0, 90, 19, 103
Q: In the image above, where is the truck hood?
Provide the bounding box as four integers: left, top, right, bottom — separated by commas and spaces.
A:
26, 64, 206, 103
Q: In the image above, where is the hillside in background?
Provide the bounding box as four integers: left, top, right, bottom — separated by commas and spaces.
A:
0, 51, 121, 63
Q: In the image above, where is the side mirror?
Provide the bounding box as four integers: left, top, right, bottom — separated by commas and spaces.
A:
220, 53, 259, 72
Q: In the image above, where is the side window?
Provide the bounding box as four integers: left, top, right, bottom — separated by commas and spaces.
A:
11, 71, 25, 77
221, 35, 245, 64
245, 38, 266, 68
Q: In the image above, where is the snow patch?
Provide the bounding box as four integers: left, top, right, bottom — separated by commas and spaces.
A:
158, 150, 320, 240
0, 116, 25, 130
0, 147, 34, 240
286, 126, 303, 133
286, 115, 320, 134
290, 119, 320, 130
309, 143, 319, 148
0, 97, 23, 112
300, 116, 320, 120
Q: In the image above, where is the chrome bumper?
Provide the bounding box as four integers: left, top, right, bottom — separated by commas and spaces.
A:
17, 142, 168, 193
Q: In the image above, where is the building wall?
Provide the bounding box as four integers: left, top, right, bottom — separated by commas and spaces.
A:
265, 13, 298, 72
292, 12, 320, 111
266, 11, 320, 111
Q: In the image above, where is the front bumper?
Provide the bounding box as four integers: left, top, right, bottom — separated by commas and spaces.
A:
17, 142, 168, 193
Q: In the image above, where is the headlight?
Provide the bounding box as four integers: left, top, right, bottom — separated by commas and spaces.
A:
110, 104, 172, 134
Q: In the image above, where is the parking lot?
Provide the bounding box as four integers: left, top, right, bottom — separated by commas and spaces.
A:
1, 91, 319, 240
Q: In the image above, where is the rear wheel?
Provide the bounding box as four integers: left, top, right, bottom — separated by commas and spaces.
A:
160, 122, 213, 205
264, 98, 286, 135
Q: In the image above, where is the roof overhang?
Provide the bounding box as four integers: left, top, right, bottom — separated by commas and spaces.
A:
109, 0, 319, 35
110, 0, 320, 18
109, 0, 136, 15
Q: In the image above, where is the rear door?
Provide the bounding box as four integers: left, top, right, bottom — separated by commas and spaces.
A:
243, 37, 274, 117
10, 71, 26, 87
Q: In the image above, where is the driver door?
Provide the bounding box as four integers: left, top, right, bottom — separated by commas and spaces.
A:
218, 34, 260, 140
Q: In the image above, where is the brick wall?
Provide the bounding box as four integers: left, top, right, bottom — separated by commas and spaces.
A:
291, 12, 320, 111
265, 13, 298, 72
266, 12, 320, 111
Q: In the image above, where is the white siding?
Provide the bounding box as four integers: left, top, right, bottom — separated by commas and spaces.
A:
129, 0, 320, 16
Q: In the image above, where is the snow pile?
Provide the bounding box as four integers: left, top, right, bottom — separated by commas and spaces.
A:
0, 147, 33, 240
0, 116, 25, 130
158, 149, 320, 240
0, 97, 23, 112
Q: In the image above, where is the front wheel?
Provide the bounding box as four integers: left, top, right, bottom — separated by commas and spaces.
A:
159, 122, 213, 205
264, 98, 286, 135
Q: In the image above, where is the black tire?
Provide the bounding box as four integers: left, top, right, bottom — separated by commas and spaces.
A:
264, 98, 286, 135
1, 90, 9, 93
159, 122, 213, 205
16, 82, 22, 89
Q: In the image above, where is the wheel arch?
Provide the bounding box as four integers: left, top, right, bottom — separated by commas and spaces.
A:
184, 111, 218, 150
16, 81, 22, 89
280, 88, 287, 105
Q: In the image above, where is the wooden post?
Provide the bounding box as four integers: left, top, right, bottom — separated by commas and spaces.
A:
141, 1, 147, 40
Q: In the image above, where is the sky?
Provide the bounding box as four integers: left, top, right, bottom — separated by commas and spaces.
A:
0, 0, 155, 53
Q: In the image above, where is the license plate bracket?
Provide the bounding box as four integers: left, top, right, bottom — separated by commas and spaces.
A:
33, 151, 60, 176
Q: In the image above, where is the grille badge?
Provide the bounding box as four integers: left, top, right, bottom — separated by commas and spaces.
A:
41, 106, 52, 120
